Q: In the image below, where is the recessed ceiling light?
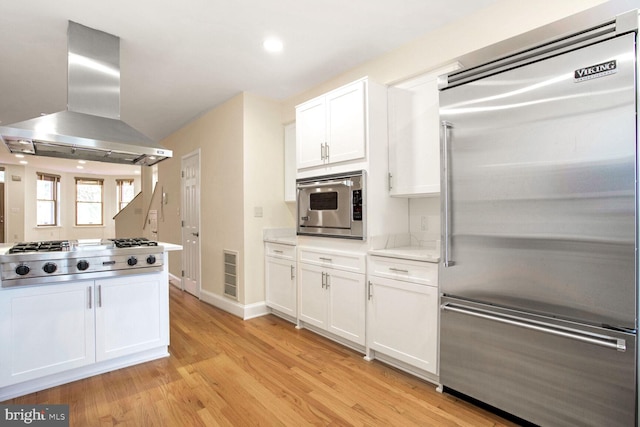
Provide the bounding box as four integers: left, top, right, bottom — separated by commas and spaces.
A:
77, 166, 84, 169
78, 160, 86, 164
15, 154, 24, 158
19, 160, 28, 165
263, 37, 283, 53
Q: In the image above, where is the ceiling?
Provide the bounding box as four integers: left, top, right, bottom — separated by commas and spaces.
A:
0, 0, 496, 175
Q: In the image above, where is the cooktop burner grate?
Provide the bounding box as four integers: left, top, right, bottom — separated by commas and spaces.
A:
8, 240, 69, 254
109, 237, 159, 248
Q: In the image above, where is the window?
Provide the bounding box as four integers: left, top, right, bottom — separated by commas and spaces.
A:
75, 178, 103, 225
37, 172, 60, 226
116, 179, 135, 211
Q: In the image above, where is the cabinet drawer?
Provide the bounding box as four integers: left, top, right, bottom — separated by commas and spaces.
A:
265, 243, 296, 260
298, 247, 365, 273
368, 255, 437, 287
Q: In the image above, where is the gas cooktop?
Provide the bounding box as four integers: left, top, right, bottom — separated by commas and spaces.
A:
7, 237, 158, 254
0, 238, 165, 288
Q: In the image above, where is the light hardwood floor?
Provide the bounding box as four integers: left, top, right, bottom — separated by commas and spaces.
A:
5, 285, 518, 426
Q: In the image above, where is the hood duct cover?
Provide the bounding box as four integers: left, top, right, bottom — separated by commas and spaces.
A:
0, 21, 172, 166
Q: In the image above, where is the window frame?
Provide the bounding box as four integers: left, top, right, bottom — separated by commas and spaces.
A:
36, 172, 60, 227
75, 177, 104, 226
116, 178, 136, 212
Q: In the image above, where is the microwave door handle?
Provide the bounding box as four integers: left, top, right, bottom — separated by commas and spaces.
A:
297, 180, 353, 189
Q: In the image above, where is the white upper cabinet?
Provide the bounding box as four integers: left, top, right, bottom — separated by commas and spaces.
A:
388, 63, 461, 197
296, 79, 366, 171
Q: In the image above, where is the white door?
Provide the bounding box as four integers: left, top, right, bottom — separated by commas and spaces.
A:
181, 150, 201, 297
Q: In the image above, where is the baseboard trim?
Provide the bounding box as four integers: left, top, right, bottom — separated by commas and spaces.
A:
199, 289, 269, 320
168, 272, 182, 289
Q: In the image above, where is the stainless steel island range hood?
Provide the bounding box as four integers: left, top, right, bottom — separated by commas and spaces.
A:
0, 21, 172, 166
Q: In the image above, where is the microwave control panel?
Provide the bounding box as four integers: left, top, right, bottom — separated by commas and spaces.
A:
352, 189, 362, 221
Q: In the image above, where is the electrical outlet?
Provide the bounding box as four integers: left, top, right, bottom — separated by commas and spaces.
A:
420, 216, 428, 231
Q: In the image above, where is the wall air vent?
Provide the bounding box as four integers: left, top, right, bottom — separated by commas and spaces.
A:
223, 249, 239, 300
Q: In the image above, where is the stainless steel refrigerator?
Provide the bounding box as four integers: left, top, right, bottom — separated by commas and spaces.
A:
438, 10, 638, 427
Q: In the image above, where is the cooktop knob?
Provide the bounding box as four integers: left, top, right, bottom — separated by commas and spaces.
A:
127, 256, 138, 266
77, 260, 90, 271
146, 255, 156, 265
15, 265, 30, 276
43, 262, 57, 274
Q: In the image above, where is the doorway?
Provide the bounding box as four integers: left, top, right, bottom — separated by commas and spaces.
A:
181, 150, 201, 297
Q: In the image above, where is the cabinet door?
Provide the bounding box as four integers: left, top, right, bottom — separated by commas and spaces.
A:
326, 269, 366, 345
298, 263, 327, 329
326, 80, 366, 164
296, 97, 326, 169
388, 63, 460, 197
367, 277, 438, 374
95, 272, 168, 361
0, 281, 95, 386
265, 256, 296, 317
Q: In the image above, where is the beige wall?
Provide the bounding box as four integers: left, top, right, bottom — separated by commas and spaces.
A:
159, 94, 245, 297
280, 0, 607, 122
158, 92, 294, 305
243, 93, 296, 304
4, 164, 25, 243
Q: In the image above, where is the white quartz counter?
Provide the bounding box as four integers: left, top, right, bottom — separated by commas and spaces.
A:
158, 242, 183, 251
368, 246, 439, 263
263, 228, 297, 246
368, 234, 440, 263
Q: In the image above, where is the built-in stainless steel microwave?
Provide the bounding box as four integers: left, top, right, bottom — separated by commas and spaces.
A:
297, 171, 365, 239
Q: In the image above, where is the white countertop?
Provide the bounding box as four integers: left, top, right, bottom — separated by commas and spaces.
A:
263, 236, 297, 246
158, 242, 183, 251
368, 246, 439, 263
263, 228, 297, 246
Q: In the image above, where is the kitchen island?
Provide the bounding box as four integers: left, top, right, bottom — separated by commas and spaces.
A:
0, 240, 182, 401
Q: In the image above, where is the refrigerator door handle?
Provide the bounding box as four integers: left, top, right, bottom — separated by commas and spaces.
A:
441, 120, 454, 267
442, 303, 626, 351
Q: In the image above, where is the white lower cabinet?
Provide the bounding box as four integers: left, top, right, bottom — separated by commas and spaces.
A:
0, 280, 95, 386
265, 242, 297, 319
366, 256, 439, 376
0, 272, 169, 389
298, 248, 366, 346
95, 274, 168, 361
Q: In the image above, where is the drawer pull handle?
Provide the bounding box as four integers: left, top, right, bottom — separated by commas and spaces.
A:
319, 257, 332, 262
389, 268, 409, 274
442, 303, 626, 351
273, 250, 283, 254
